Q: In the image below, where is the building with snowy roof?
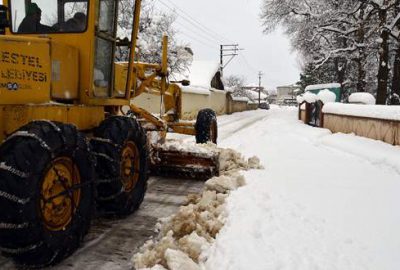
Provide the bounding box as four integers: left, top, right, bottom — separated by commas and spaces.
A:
173, 60, 225, 93
276, 85, 299, 105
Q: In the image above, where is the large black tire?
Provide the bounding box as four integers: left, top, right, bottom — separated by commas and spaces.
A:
195, 108, 218, 144
0, 121, 95, 268
91, 116, 148, 216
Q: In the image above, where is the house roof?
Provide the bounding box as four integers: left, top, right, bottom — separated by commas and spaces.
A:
173, 60, 221, 89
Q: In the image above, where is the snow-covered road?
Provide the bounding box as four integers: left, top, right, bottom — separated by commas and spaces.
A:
204, 106, 400, 270
1, 107, 399, 269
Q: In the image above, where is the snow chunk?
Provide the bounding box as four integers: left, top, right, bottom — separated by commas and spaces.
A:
219, 148, 264, 173
205, 174, 246, 193
323, 103, 400, 121
133, 231, 178, 269
303, 92, 318, 103
133, 146, 263, 269
141, 265, 168, 270
178, 232, 210, 261
317, 89, 336, 104
348, 92, 376, 105
165, 249, 200, 270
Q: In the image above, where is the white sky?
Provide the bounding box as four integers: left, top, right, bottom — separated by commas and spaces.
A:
155, 0, 301, 90
0, 0, 301, 89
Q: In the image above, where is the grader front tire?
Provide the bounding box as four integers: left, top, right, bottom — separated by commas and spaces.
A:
0, 121, 95, 267
92, 116, 148, 216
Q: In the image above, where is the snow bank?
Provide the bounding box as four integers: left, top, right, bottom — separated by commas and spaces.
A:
132, 148, 263, 270
317, 89, 336, 104
323, 103, 400, 121
305, 83, 341, 91
303, 92, 318, 103
320, 132, 400, 174
206, 108, 400, 270
348, 92, 376, 105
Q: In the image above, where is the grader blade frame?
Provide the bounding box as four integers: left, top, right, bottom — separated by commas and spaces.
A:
129, 104, 220, 180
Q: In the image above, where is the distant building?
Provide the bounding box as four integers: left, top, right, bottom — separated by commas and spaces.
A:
276, 85, 300, 105
240, 84, 268, 104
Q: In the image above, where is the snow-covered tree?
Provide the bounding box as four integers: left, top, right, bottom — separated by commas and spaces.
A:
225, 75, 247, 97
261, 0, 400, 104
116, 0, 192, 74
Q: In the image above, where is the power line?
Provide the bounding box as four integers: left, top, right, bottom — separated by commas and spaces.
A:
156, 0, 230, 44
238, 53, 258, 73
174, 20, 221, 45
161, 0, 234, 43
178, 30, 217, 50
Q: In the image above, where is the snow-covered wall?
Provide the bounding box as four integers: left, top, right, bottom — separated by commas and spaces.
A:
131, 88, 228, 120
181, 89, 227, 120
298, 102, 400, 145
323, 114, 400, 146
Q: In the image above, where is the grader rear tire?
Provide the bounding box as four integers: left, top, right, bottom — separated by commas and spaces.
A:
195, 108, 218, 144
0, 121, 95, 268
91, 116, 148, 216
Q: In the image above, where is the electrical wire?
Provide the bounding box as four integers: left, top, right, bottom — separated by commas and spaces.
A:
155, 0, 231, 45
161, 0, 234, 44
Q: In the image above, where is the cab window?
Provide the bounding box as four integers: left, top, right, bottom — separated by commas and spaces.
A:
10, 0, 88, 34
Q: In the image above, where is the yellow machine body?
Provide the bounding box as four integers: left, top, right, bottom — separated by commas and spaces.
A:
0, 0, 212, 179
0, 0, 193, 142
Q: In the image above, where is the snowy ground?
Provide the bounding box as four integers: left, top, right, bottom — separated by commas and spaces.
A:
203, 106, 400, 270
2, 107, 399, 269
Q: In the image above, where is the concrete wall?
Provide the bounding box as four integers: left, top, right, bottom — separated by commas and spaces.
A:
298, 103, 400, 146
247, 103, 259, 111
323, 114, 400, 146
132, 89, 228, 120
132, 88, 262, 121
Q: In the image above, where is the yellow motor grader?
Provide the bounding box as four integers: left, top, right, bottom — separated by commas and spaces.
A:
0, 0, 218, 267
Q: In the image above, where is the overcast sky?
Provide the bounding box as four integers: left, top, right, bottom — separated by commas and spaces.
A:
155, 0, 300, 90
1, 0, 301, 90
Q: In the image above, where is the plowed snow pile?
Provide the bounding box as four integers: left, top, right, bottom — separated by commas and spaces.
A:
132, 147, 263, 270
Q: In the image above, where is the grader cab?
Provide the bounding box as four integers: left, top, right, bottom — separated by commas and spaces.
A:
0, 0, 218, 267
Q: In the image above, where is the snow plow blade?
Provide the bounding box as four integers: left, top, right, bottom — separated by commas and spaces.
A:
150, 147, 220, 180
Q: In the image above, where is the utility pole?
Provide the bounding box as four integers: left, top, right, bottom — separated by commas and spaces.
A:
258, 71, 264, 106
220, 44, 244, 76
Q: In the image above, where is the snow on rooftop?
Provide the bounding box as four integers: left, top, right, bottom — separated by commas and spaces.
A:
305, 83, 341, 91
348, 92, 376, 105
188, 60, 220, 89
323, 103, 400, 121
